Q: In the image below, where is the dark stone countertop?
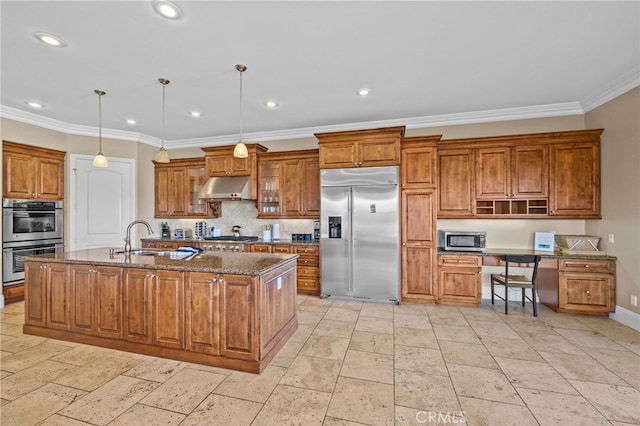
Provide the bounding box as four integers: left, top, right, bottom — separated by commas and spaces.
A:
26, 247, 298, 276
141, 237, 319, 247
437, 247, 616, 260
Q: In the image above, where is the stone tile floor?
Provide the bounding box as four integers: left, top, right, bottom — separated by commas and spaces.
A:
1, 296, 639, 425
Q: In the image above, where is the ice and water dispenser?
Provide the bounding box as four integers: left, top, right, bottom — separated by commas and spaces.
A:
328, 216, 342, 238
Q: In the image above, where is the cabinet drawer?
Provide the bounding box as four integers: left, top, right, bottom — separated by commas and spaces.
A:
438, 255, 482, 267
294, 246, 319, 255
273, 245, 292, 254
251, 244, 272, 253
560, 259, 614, 274
298, 266, 319, 277
297, 256, 319, 267
297, 278, 319, 292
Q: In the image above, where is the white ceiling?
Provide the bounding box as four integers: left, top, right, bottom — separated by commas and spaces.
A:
1, 1, 638, 149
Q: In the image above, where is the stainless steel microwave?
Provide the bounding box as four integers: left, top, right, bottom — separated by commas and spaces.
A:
438, 230, 486, 252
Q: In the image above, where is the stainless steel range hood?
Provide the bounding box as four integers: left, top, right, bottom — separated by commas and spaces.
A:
198, 176, 252, 201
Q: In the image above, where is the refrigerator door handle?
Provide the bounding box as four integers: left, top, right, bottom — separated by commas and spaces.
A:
347, 187, 354, 295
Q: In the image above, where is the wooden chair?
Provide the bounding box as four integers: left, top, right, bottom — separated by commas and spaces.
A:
490, 255, 541, 317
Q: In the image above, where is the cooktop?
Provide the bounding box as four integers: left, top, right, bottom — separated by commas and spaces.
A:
203, 235, 259, 242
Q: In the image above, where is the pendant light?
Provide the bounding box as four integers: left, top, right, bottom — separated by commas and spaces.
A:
233, 64, 249, 158
154, 78, 170, 163
92, 89, 108, 168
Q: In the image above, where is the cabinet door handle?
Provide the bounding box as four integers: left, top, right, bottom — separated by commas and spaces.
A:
585, 290, 591, 295
584, 265, 590, 268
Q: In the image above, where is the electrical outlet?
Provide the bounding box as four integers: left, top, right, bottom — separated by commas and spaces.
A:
631, 295, 638, 307
608, 234, 615, 243
277, 277, 282, 290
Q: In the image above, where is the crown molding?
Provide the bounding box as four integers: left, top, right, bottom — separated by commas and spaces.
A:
2, 71, 635, 149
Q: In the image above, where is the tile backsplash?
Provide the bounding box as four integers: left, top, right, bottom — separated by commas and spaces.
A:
144, 201, 316, 239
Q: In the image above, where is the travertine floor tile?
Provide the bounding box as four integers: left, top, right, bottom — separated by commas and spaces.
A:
538, 350, 628, 385
517, 330, 586, 355
439, 340, 499, 369
0, 333, 46, 353
280, 355, 341, 392
569, 380, 640, 424
517, 388, 611, 425
0, 383, 87, 426
542, 315, 597, 330
501, 315, 557, 334
313, 319, 356, 338
359, 303, 394, 319
300, 334, 350, 360
61, 375, 158, 425
394, 345, 448, 376
297, 309, 325, 326
448, 363, 523, 405
323, 307, 360, 322
53, 352, 142, 392
460, 304, 504, 322
0, 360, 77, 401
354, 316, 394, 335
425, 307, 468, 326
348, 330, 394, 355
109, 403, 185, 425
494, 356, 578, 394
50, 344, 112, 366
327, 377, 394, 426
340, 350, 394, 384
394, 369, 459, 413
122, 356, 187, 383
458, 396, 538, 426
1, 341, 72, 373
468, 319, 521, 339
432, 323, 481, 344
140, 368, 225, 414
253, 384, 331, 426
555, 327, 627, 350
182, 394, 262, 426
329, 300, 363, 312
36, 414, 93, 425
393, 327, 439, 349
394, 303, 428, 316
323, 416, 369, 425
213, 365, 287, 403
393, 312, 432, 330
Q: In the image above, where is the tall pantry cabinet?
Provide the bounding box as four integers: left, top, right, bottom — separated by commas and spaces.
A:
400, 136, 441, 303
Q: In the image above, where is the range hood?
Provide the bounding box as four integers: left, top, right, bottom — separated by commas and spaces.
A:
198, 176, 252, 201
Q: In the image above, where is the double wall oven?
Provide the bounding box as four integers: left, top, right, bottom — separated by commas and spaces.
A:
3, 199, 64, 286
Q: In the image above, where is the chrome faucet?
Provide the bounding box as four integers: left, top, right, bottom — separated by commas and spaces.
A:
232, 225, 241, 238
124, 220, 153, 254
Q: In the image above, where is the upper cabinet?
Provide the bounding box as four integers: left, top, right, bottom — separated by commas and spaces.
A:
401, 136, 440, 188
316, 126, 404, 169
201, 144, 268, 200
437, 129, 603, 219
3, 141, 65, 200
257, 149, 320, 219
154, 157, 219, 218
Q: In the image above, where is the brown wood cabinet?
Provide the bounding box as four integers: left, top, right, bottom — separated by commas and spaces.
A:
154, 158, 219, 218
3, 141, 65, 200
400, 135, 441, 303
316, 126, 404, 169
24, 261, 69, 328
294, 245, 320, 295
69, 264, 123, 338
185, 272, 221, 355
437, 255, 482, 306
257, 150, 320, 218
437, 148, 475, 217
251, 244, 272, 253
201, 144, 268, 200
142, 240, 180, 249
549, 141, 601, 218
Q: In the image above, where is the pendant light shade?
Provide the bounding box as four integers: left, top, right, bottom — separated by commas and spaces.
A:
233, 64, 248, 158
93, 89, 108, 168
155, 78, 170, 163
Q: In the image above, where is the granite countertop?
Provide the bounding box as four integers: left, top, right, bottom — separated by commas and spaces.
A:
437, 248, 617, 260
141, 237, 319, 247
26, 248, 298, 276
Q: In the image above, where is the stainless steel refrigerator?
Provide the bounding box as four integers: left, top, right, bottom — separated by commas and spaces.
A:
320, 166, 400, 304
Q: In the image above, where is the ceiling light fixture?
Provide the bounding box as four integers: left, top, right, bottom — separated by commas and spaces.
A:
93, 90, 108, 168
152, 0, 183, 19
189, 111, 201, 118
126, 119, 137, 125
33, 31, 67, 47
263, 100, 279, 109
154, 78, 171, 163
357, 88, 371, 96
25, 101, 45, 108
233, 64, 249, 159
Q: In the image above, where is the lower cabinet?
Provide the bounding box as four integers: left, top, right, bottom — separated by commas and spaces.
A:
24, 261, 69, 329
558, 259, 615, 315
294, 245, 320, 295
402, 246, 437, 302
437, 255, 482, 306
185, 272, 221, 355
220, 274, 258, 361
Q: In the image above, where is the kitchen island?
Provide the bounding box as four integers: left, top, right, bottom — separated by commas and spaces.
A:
23, 248, 298, 373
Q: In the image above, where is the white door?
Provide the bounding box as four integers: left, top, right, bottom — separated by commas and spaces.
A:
69, 155, 135, 250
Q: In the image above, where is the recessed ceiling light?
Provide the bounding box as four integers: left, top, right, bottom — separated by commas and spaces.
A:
25, 101, 45, 108
189, 111, 201, 118
263, 100, 279, 109
357, 88, 371, 96
152, 0, 183, 19
33, 32, 67, 47
126, 119, 137, 125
